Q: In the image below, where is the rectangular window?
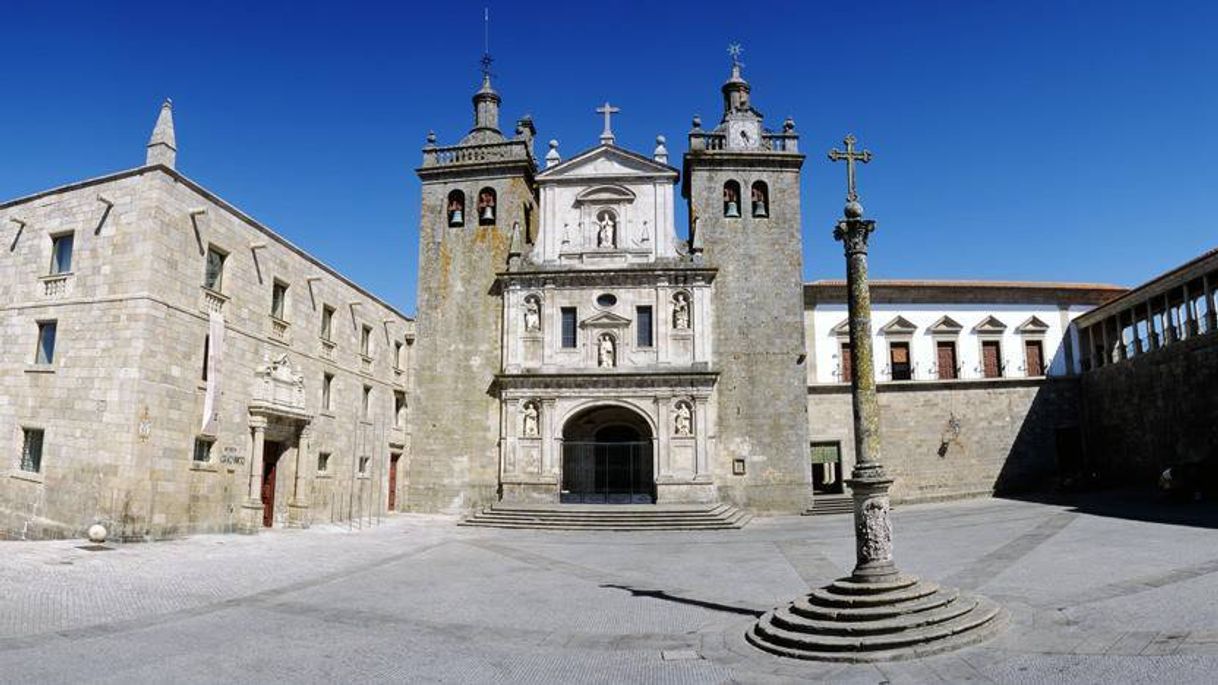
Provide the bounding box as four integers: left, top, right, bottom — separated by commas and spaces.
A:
322, 373, 334, 412
20, 428, 44, 473
636, 306, 654, 347
889, 342, 912, 381
203, 247, 226, 291
358, 456, 370, 475
360, 325, 372, 356
393, 341, 403, 370
982, 340, 1003, 378
36, 321, 57, 365
271, 281, 288, 319
936, 341, 958, 380
1025, 339, 1045, 377
317, 452, 330, 474
362, 385, 372, 419
839, 342, 853, 383
193, 437, 213, 463
50, 233, 74, 274
394, 391, 406, 428
321, 305, 335, 341
561, 307, 577, 348
201, 335, 210, 381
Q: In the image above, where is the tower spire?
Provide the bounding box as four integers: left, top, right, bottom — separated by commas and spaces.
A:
146, 99, 176, 169
470, 7, 501, 136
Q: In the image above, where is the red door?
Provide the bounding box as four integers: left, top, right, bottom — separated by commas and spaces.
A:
261, 442, 282, 528
1025, 340, 1044, 376
982, 341, 1002, 378
937, 341, 958, 380
388, 453, 400, 511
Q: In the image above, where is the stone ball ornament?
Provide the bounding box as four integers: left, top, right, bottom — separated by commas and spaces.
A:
87, 524, 107, 544
844, 200, 865, 219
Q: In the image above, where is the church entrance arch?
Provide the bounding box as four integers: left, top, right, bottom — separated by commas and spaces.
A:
560, 404, 655, 504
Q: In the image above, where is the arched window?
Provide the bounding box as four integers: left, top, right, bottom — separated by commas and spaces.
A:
446, 190, 465, 227
723, 180, 741, 218
477, 187, 497, 225
751, 181, 769, 218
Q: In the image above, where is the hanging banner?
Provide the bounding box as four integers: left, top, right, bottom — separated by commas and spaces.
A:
201, 311, 225, 434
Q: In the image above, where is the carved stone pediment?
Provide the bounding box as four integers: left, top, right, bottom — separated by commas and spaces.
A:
251, 352, 309, 418
579, 311, 632, 329
574, 184, 636, 205
830, 318, 852, 338
928, 315, 964, 335
1016, 315, 1050, 333
879, 315, 918, 335
536, 145, 677, 182
973, 315, 1008, 334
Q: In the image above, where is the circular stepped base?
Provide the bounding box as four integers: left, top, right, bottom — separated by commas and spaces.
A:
746, 575, 1006, 662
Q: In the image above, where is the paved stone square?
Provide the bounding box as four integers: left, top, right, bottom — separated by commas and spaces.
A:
2, 493, 1217, 683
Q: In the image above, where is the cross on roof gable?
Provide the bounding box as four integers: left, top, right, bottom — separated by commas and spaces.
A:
536, 144, 678, 182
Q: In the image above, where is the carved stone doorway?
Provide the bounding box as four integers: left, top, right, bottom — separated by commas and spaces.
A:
262, 441, 285, 527
561, 405, 655, 504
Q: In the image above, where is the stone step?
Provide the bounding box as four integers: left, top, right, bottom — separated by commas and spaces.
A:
750, 596, 1002, 654
791, 586, 960, 622
808, 580, 942, 608
771, 594, 978, 636
460, 503, 750, 530
804, 495, 855, 516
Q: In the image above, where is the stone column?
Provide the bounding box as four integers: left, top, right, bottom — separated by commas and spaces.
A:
1204, 274, 1216, 332
1164, 293, 1177, 344
1184, 283, 1196, 337
1130, 310, 1143, 356
240, 416, 268, 534
1145, 301, 1158, 350
288, 425, 311, 528
834, 201, 896, 583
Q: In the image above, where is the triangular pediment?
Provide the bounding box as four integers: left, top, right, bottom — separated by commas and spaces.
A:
973, 315, 1008, 334
579, 310, 632, 328
879, 315, 918, 335
830, 318, 851, 337
929, 315, 964, 334
1017, 315, 1050, 333
537, 144, 678, 182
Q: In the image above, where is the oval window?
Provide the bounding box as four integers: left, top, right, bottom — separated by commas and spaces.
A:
596, 293, 617, 308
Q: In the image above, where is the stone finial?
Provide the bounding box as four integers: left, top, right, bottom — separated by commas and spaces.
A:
653, 135, 668, 164
545, 140, 561, 168
691, 115, 703, 132
146, 99, 176, 169
425, 130, 437, 147
783, 116, 796, 133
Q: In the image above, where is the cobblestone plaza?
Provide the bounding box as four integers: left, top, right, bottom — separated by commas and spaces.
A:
2, 494, 1216, 683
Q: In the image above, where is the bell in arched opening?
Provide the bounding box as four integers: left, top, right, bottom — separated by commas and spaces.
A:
723, 181, 741, 218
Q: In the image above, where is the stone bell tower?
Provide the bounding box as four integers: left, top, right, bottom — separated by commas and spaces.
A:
409, 68, 537, 513
682, 54, 811, 512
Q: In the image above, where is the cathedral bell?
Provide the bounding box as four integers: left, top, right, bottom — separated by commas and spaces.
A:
480, 205, 495, 222
752, 200, 767, 218
449, 209, 464, 226
725, 201, 740, 218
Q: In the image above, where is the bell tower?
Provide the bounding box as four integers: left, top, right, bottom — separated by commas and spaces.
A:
409, 65, 537, 513
682, 51, 811, 512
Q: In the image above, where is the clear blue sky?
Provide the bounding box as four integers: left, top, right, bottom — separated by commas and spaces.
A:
4, 1, 1216, 315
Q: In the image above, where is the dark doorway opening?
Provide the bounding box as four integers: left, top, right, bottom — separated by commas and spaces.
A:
388, 452, 401, 511
262, 441, 284, 528
811, 441, 846, 495
561, 406, 654, 504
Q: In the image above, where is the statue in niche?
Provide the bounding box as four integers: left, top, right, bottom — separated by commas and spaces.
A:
598, 334, 616, 368
636, 220, 650, 246
596, 210, 616, 248
560, 222, 573, 246
674, 401, 693, 437
522, 401, 539, 438
673, 292, 691, 330
523, 296, 541, 332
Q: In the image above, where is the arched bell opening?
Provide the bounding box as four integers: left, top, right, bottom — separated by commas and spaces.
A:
560, 404, 655, 504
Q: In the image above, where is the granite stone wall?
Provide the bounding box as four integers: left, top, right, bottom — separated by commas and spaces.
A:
686, 155, 812, 512
808, 378, 1080, 503
1080, 331, 1218, 484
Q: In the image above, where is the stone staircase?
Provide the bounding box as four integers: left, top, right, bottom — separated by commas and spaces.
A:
459, 502, 751, 531
803, 494, 855, 516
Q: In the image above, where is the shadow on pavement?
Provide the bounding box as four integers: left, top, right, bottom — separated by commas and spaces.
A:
1000, 487, 1218, 530
600, 584, 765, 617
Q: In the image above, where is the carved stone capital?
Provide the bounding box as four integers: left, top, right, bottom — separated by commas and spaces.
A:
833, 218, 876, 256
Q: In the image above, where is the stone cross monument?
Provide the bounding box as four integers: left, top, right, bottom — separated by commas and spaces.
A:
747, 136, 1006, 662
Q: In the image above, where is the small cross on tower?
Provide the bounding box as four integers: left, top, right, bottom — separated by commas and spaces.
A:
596, 101, 620, 145
727, 42, 744, 67
828, 134, 873, 203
